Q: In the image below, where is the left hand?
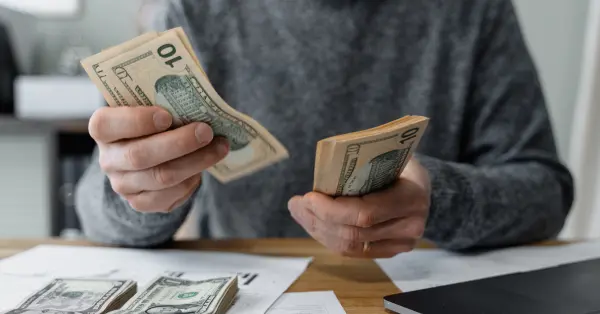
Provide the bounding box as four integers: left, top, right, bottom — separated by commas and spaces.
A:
288, 157, 431, 258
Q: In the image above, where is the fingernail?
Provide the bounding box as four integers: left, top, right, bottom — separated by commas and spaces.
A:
218, 138, 229, 155
153, 111, 172, 130
195, 124, 211, 143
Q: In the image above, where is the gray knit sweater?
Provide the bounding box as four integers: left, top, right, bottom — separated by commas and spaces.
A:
75, 0, 574, 251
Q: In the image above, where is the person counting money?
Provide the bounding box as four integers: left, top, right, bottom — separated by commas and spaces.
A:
75, 0, 574, 257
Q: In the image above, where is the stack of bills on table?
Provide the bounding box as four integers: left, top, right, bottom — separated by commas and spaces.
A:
108, 276, 238, 314
2, 275, 238, 314
1, 278, 136, 314
0, 245, 312, 314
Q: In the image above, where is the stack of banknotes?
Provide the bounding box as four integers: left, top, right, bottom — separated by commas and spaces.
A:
80, 27, 289, 183
313, 115, 429, 196
80, 27, 429, 192
2, 276, 238, 314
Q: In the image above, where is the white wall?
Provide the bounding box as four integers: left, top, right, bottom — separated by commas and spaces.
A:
512, 0, 591, 239
0, 6, 37, 74
512, 0, 590, 161
35, 0, 142, 74
556, 0, 600, 240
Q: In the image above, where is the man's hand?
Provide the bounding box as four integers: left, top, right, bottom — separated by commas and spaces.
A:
288, 158, 431, 258
88, 106, 229, 213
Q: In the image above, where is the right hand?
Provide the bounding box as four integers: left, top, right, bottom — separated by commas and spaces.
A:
88, 106, 229, 213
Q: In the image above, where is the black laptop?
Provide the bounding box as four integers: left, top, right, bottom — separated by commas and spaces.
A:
383, 257, 600, 314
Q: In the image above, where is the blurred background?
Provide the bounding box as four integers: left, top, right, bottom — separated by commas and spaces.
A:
0, 0, 598, 241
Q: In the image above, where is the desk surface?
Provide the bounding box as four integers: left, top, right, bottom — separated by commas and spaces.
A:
0, 238, 401, 314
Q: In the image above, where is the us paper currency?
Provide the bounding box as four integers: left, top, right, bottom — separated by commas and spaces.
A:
80, 32, 159, 108
109, 276, 238, 314
81, 28, 288, 183
2, 278, 136, 314
313, 116, 429, 196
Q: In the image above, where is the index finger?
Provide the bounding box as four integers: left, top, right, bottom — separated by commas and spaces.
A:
304, 187, 403, 228
303, 192, 366, 226
88, 106, 173, 143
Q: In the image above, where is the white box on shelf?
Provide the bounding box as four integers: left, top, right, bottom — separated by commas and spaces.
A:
15, 75, 104, 120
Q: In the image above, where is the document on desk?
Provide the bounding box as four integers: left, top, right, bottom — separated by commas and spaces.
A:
376, 239, 600, 292
267, 291, 346, 314
0, 245, 312, 314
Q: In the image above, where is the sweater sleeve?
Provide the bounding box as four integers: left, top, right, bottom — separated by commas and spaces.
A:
419, 1, 574, 251
74, 147, 197, 247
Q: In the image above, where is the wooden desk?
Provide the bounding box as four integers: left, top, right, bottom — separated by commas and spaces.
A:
0, 238, 400, 314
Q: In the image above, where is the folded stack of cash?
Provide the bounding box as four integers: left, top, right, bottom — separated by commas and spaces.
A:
2, 278, 137, 314
3, 276, 238, 314
80, 27, 289, 183
313, 115, 429, 196
109, 276, 238, 314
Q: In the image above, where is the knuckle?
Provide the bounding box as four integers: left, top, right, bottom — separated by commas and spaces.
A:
339, 240, 358, 253
109, 178, 128, 195
173, 138, 189, 153
132, 107, 151, 127
321, 208, 336, 222
307, 214, 318, 233
126, 197, 145, 212
356, 210, 376, 228
173, 130, 196, 151
123, 107, 154, 133
125, 144, 146, 169
330, 244, 347, 256
407, 222, 425, 239
341, 226, 362, 243
152, 166, 177, 187
127, 195, 159, 213
88, 108, 108, 141
415, 197, 430, 214
98, 150, 112, 172
298, 207, 318, 233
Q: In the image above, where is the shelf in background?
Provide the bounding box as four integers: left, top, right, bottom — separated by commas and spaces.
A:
49, 119, 89, 133
0, 114, 94, 239
0, 115, 89, 134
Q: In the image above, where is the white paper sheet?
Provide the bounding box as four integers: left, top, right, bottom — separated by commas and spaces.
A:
266, 291, 346, 314
376, 240, 600, 292
0, 245, 312, 313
